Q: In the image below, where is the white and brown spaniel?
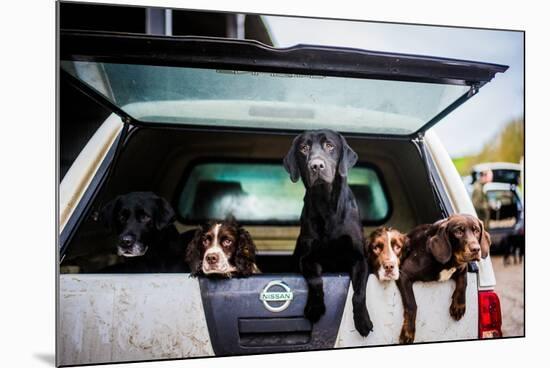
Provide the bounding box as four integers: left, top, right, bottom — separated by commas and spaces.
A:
366, 226, 409, 281
185, 217, 260, 277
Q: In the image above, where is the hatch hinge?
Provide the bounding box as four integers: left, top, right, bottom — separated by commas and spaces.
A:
468, 82, 481, 97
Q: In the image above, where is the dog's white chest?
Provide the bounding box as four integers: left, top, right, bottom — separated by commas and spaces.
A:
438, 267, 457, 282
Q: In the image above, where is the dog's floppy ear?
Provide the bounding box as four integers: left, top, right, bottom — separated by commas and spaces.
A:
338, 133, 358, 177
398, 233, 411, 260
427, 219, 452, 264
96, 195, 122, 230
185, 226, 205, 277
477, 217, 491, 259
235, 226, 258, 276
283, 135, 302, 183
153, 195, 176, 230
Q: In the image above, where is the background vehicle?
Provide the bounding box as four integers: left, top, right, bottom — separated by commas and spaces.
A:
463, 162, 524, 254
57, 31, 506, 366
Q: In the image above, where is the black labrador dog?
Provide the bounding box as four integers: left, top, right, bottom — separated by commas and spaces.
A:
284, 129, 372, 336
95, 191, 188, 272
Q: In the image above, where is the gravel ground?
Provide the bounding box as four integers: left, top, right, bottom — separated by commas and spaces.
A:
492, 255, 525, 337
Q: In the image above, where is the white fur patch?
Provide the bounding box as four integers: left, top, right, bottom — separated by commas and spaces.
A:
438, 267, 457, 282
377, 231, 399, 281
202, 223, 234, 274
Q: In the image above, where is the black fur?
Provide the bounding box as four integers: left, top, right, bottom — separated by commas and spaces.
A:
284, 129, 372, 337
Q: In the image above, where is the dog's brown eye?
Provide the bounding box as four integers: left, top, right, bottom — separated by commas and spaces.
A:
299, 144, 310, 154
324, 142, 335, 152
118, 214, 127, 222
222, 239, 233, 247
473, 227, 480, 234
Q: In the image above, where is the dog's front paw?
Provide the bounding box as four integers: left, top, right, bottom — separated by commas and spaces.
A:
304, 300, 326, 323
353, 313, 373, 337
450, 301, 466, 321
399, 325, 415, 344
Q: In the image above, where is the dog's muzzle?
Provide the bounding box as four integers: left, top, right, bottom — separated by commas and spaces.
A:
117, 235, 148, 257
202, 250, 236, 275
307, 157, 334, 185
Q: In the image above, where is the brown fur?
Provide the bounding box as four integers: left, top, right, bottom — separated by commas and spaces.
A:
396, 214, 491, 344
185, 217, 260, 277
366, 227, 409, 281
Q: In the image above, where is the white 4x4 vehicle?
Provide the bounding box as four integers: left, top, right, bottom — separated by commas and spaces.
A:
57, 31, 506, 366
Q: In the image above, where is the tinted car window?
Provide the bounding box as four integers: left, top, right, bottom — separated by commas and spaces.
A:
487, 189, 521, 228
177, 162, 390, 224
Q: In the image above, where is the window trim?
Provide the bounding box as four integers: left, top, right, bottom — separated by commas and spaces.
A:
172, 156, 393, 226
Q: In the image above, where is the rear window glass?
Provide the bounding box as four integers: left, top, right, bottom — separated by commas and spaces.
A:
61, 61, 470, 136
177, 162, 390, 224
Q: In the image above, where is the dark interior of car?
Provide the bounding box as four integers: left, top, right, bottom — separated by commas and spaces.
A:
61, 125, 442, 273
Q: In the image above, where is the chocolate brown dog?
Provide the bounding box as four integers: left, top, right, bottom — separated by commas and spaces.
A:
397, 214, 491, 344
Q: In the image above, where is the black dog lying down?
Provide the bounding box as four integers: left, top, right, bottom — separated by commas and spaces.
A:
185, 217, 260, 277
284, 129, 372, 337
396, 214, 491, 343
95, 191, 188, 273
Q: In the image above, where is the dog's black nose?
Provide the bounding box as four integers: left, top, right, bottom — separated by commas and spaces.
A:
120, 235, 135, 247
206, 253, 219, 265
309, 159, 325, 172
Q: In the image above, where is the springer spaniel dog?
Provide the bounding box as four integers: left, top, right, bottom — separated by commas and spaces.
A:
366, 227, 409, 281
185, 217, 260, 277
396, 214, 491, 343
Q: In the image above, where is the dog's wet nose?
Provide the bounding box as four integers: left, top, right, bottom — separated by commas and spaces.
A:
470, 243, 481, 254
206, 253, 219, 265
120, 235, 135, 247
383, 262, 395, 273
309, 159, 325, 172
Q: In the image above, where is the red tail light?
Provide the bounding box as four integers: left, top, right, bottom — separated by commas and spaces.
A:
478, 290, 502, 338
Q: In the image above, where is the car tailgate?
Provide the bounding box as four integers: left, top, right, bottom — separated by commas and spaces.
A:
336, 273, 478, 346
57, 274, 214, 366
58, 272, 478, 365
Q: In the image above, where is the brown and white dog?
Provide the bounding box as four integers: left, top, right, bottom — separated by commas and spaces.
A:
396, 214, 491, 344
366, 227, 409, 281
185, 218, 260, 277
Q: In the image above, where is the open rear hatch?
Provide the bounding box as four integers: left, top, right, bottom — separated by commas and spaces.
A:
60, 30, 508, 356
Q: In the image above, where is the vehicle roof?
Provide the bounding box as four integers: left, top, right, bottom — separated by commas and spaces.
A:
483, 182, 517, 191
471, 162, 522, 172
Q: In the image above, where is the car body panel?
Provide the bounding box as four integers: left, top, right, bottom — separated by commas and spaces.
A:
335, 273, 478, 346
424, 130, 496, 289
59, 114, 122, 232
58, 274, 214, 366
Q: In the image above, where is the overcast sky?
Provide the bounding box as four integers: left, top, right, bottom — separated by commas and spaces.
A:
263, 16, 524, 158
